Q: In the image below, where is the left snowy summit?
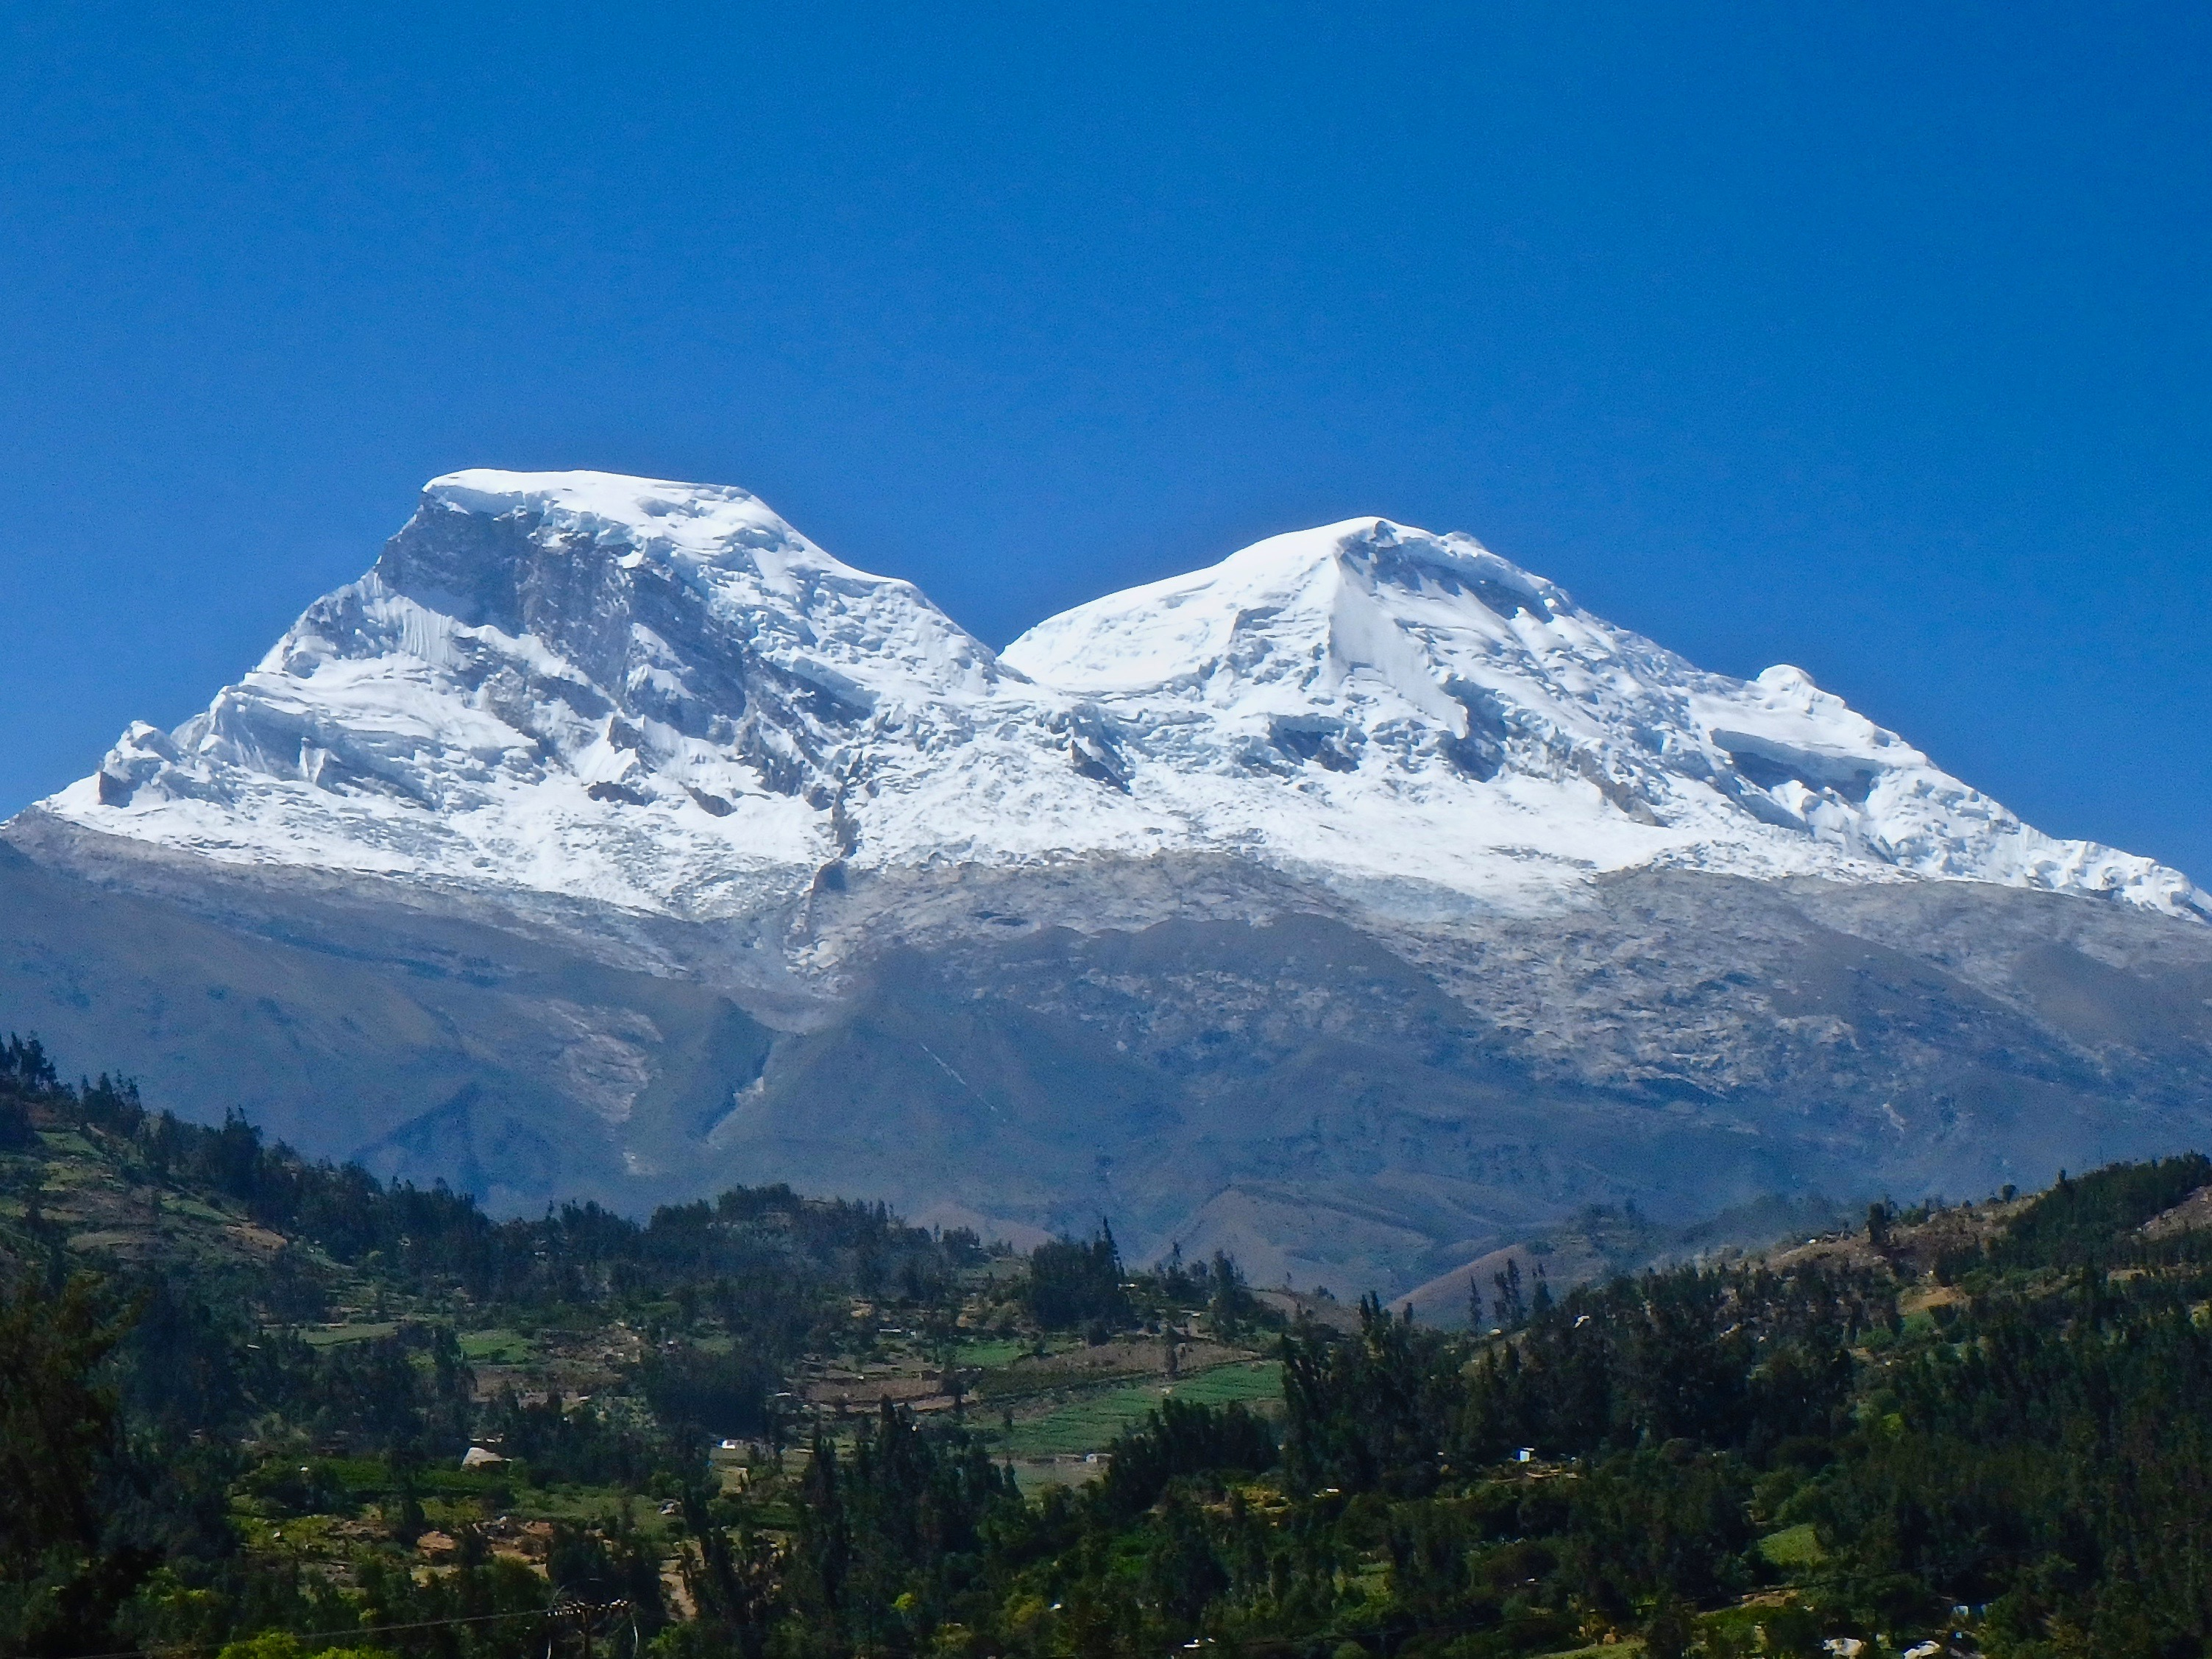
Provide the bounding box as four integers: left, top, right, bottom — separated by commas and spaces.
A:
56, 471, 1042, 916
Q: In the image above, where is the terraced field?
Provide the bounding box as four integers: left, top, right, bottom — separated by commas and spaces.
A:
994, 1358, 1283, 1458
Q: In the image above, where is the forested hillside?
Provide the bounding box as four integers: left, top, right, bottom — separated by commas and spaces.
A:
8, 1033, 2212, 1659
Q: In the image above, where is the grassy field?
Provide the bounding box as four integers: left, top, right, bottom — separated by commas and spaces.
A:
1756, 1522, 1823, 1568
953, 1337, 1037, 1368
301, 1321, 400, 1348
1161, 1360, 1283, 1408
458, 1328, 536, 1363
993, 1360, 1282, 1458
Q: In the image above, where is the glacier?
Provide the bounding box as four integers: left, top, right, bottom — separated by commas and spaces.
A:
10, 467, 2212, 1295
38, 468, 2206, 930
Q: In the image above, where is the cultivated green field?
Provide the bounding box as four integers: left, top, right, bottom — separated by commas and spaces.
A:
993, 1359, 1282, 1457
458, 1328, 536, 1364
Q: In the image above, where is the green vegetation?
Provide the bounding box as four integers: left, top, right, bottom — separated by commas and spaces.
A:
15, 1029, 2212, 1659
0, 1033, 1280, 1659
1756, 1524, 1823, 1570
458, 1329, 535, 1365
1983, 1153, 2212, 1269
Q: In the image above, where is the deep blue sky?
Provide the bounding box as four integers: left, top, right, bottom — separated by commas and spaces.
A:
2, 3, 2207, 878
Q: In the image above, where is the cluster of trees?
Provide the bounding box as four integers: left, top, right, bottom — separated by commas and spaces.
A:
0, 1039, 976, 1656
1984, 1153, 2212, 1270
679, 1393, 1283, 1659
0, 1034, 1296, 1659
728, 1161, 2212, 1658
1016, 1226, 1130, 1332
1146, 1241, 1269, 1337
1804, 1269, 2212, 1647
2, 1028, 1002, 1444
1015, 1225, 1271, 1341
11, 1037, 985, 1331
20, 1021, 2212, 1659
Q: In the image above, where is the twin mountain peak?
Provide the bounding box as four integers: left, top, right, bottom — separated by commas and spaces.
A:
11, 467, 2212, 1295
43, 468, 2205, 926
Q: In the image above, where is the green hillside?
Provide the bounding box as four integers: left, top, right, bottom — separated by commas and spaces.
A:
10, 1031, 2212, 1659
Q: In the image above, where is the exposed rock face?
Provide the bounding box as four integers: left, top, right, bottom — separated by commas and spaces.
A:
6, 470, 2209, 1295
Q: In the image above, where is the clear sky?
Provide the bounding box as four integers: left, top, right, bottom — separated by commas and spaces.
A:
1, 3, 2206, 880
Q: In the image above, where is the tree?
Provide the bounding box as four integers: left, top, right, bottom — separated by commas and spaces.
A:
1643, 1596, 1695, 1659
0, 1273, 125, 1577
1144, 1494, 1228, 1629
1020, 1225, 1131, 1331
1492, 1259, 1527, 1329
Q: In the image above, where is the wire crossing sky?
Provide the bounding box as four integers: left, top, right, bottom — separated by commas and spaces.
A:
1, 3, 2206, 878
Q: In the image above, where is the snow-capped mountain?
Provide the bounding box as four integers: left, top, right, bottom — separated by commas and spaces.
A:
11, 468, 2212, 1296
39, 469, 2205, 925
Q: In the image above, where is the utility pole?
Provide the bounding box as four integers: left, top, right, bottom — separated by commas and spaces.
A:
553, 1593, 631, 1659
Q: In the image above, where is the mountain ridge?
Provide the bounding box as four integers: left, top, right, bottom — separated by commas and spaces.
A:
38, 469, 2204, 929
5, 468, 2211, 1297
